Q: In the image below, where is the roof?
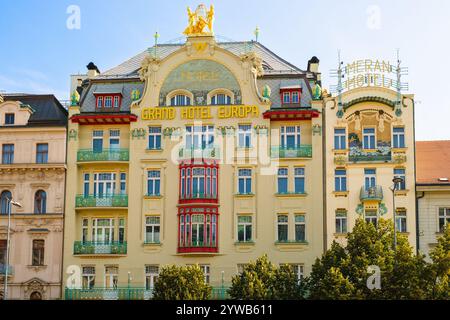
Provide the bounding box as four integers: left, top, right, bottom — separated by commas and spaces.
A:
2, 94, 68, 127
97, 41, 308, 80
416, 140, 450, 185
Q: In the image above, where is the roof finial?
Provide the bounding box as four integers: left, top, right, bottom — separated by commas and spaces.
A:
254, 26, 260, 42
153, 31, 160, 58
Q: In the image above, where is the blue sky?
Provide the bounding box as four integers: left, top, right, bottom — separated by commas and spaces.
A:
0, 0, 449, 140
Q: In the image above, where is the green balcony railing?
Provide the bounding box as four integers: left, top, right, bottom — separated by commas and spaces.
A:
178, 146, 221, 160
77, 149, 129, 162
75, 194, 128, 208
349, 154, 392, 162
271, 145, 312, 158
360, 186, 383, 201
0, 264, 14, 276
65, 286, 230, 300
73, 241, 127, 255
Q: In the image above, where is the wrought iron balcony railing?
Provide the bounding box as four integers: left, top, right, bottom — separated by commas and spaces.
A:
178, 146, 221, 160
75, 194, 128, 208
77, 149, 129, 162
271, 145, 312, 158
0, 264, 13, 276
360, 186, 384, 201
73, 241, 127, 255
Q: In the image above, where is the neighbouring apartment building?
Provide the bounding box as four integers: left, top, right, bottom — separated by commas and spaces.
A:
0, 94, 67, 300
416, 140, 450, 260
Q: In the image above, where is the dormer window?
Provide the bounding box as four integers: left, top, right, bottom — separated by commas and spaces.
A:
97, 96, 103, 108
95, 94, 122, 110
280, 86, 302, 106
5, 113, 15, 125
105, 96, 112, 108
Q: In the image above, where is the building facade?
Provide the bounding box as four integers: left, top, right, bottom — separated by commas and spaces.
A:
63, 5, 324, 300
322, 80, 417, 249
0, 94, 67, 300
416, 140, 450, 260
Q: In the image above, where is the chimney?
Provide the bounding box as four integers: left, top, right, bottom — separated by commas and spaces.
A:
307, 56, 320, 73
86, 62, 100, 79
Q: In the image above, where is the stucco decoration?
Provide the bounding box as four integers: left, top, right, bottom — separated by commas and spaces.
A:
312, 124, 322, 136
159, 59, 241, 106
131, 128, 146, 140
139, 56, 160, 87
68, 129, 77, 141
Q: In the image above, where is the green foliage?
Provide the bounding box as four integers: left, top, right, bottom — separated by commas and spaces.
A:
152, 264, 211, 300
228, 255, 303, 300
428, 224, 450, 299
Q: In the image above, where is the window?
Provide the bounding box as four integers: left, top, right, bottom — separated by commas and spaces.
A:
277, 215, 288, 242
438, 208, 450, 233
82, 266, 95, 289
238, 169, 252, 194
283, 92, 290, 104
120, 173, 126, 195
97, 96, 103, 108
192, 168, 205, 197
335, 211, 347, 234
238, 125, 252, 148
92, 130, 103, 152
211, 94, 231, 105
113, 96, 120, 108
295, 215, 306, 242
280, 126, 301, 149
292, 91, 299, 103
237, 216, 252, 242
200, 265, 210, 284
185, 125, 214, 149
396, 210, 407, 233
178, 208, 218, 249
145, 265, 159, 290
0, 190, 12, 214
5, 113, 14, 125
294, 168, 305, 194
105, 266, 118, 289
365, 210, 378, 226
170, 94, 191, 106
148, 127, 162, 150
364, 169, 376, 190
191, 214, 205, 246
109, 130, 120, 150
145, 216, 160, 243
92, 218, 114, 243
2, 144, 14, 164
34, 190, 47, 214
0, 240, 7, 265
363, 128, 376, 149
277, 168, 288, 194
83, 174, 90, 197
32, 240, 45, 266
285, 264, 304, 284
93, 173, 116, 197
180, 165, 218, 200
335, 169, 347, 192
82, 219, 88, 242
118, 218, 125, 243
394, 168, 406, 190
36, 143, 48, 164
334, 128, 346, 150
104, 96, 113, 108
393, 127, 405, 148
147, 170, 161, 196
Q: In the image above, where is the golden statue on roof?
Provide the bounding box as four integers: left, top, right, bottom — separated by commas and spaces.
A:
183, 4, 214, 36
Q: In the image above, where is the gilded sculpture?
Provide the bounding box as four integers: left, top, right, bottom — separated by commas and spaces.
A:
183, 4, 214, 36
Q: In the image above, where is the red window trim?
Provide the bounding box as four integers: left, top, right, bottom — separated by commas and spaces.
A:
179, 161, 219, 204
94, 93, 123, 110
280, 88, 302, 105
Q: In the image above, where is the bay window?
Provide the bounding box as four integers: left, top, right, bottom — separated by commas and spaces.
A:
179, 163, 218, 200
178, 207, 218, 252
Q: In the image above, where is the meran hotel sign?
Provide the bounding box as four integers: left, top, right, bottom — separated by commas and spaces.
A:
342, 59, 397, 91
141, 105, 260, 120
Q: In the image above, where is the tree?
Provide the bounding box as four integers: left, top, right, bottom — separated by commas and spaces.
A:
152, 264, 211, 300
428, 224, 450, 299
228, 255, 303, 299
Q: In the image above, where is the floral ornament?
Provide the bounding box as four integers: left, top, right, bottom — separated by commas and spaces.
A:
334, 155, 347, 166
254, 125, 268, 135
378, 203, 388, 216
70, 90, 80, 106
312, 124, 322, 136
356, 204, 364, 215
131, 128, 146, 140
68, 129, 78, 141
131, 89, 141, 102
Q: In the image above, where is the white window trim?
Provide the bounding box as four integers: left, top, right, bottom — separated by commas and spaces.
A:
166, 89, 193, 106
362, 126, 377, 149
207, 88, 235, 105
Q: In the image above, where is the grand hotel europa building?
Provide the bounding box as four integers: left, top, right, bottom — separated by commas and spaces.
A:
62, 4, 416, 299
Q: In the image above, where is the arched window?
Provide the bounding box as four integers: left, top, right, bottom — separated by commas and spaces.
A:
0, 190, 12, 215
211, 94, 232, 105
170, 94, 191, 106
34, 190, 47, 214
30, 292, 42, 300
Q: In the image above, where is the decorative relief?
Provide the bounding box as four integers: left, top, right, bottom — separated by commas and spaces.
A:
334, 155, 347, 166
253, 125, 268, 135
312, 124, 322, 136
68, 129, 77, 141
217, 126, 235, 136
131, 128, 146, 140
393, 153, 407, 164
163, 127, 181, 137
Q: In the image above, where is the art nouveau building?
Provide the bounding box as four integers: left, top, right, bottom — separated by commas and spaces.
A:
63, 8, 324, 299
0, 94, 67, 300
322, 84, 417, 249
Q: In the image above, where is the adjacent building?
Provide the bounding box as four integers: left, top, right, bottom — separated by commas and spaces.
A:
63, 4, 324, 300
0, 94, 67, 300
416, 140, 450, 260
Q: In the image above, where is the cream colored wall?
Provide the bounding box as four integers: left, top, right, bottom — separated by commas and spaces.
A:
0, 101, 32, 126
417, 186, 450, 261
323, 87, 416, 249
62, 38, 324, 291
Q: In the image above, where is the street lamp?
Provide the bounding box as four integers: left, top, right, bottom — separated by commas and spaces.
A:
3, 197, 22, 300
390, 177, 404, 251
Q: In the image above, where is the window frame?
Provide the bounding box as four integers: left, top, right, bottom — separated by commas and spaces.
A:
362, 127, 376, 149
4, 113, 15, 125
147, 170, 161, 196
36, 143, 49, 164
148, 127, 162, 150
237, 215, 253, 242
277, 214, 289, 242
334, 128, 346, 150
31, 239, 45, 266
392, 127, 406, 148
145, 216, 161, 244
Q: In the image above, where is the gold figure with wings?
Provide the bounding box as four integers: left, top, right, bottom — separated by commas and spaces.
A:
183, 4, 215, 36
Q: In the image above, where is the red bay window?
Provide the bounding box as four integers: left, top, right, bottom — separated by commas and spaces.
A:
94, 93, 122, 110
280, 86, 302, 106
179, 161, 219, 204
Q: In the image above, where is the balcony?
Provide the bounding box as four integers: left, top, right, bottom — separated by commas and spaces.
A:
271, 145, 312, 158
178, 146, 220, 160
75, 194, 128, 208
360, 186, 383, 201
73, 241, 127, 255
77, 149, 129, 162
64, 286, 230, 300
348, 146, 391, 163
0, 264, 13, 276
178, 241, 218, 254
